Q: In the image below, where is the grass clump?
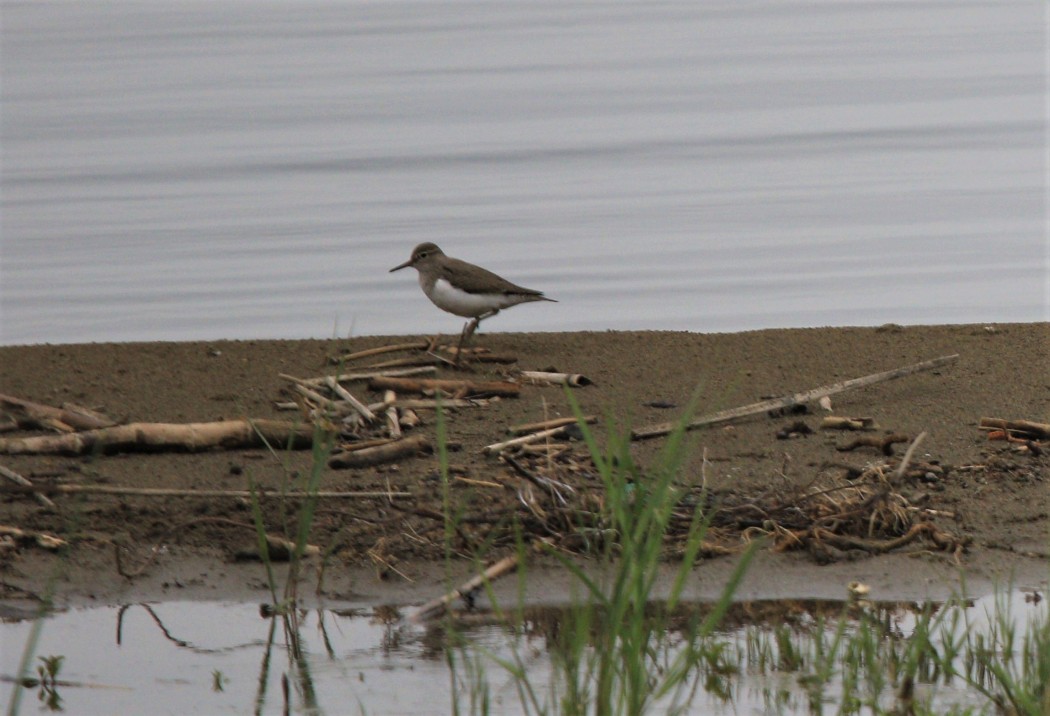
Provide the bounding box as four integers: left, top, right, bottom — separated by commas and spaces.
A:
442, 396, 758, 716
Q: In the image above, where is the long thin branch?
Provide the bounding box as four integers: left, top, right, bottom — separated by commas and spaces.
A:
0, 393, 116, 432
0, 484, 412, 499
632, 354, 959, 440
368, 376, 521, 398
406, 554, 521, 623
0, 464, 56, 507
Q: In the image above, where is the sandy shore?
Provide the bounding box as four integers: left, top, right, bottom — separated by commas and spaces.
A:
1, 323, 1048, 606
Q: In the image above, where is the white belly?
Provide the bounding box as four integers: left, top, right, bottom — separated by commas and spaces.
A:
424, 277, 527, 318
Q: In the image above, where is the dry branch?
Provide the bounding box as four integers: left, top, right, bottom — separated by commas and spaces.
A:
336, 437, 396, 452
368, 376, 521, 398
0, 525, 67, 551
286, 366, 438, 387
328, 433, 432, 469
0, 484, 412, 499
291, 383, 342, 413
431, 345, 519, 364
383, 390, 401, 438
281, 374, 378, 423
632, 354, 959, 440
820, 416, 876, 431
333, 341, 432, 363
483, 425, 579, 455
979, 417, 1050, 441
345, 356, 441, 370
406, 554, 521, 623
0, 464, 56, 508
322, 376, 378, 423
509, 415, 597, 435
370, 398, 487, 411
235, 534, 321, 562
0, 419, 316, 456
517, 371, 593, 387
0, 393, 116, 432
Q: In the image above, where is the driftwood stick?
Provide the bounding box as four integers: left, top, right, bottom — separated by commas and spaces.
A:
356, 356, 454, 370
483, 425, 576, 455
517, 371, 593, 387
820, 416, 876, 431
368, 376, 521, 398
0, 525, 67, 550
367, 398, 485, 412
0, 419, 317, 456
435, 346, 520, 364
631, 354, 960, 440
337, 437, 396, 452
979, 418, 1050, 440
282, 366, 437, 387
406, 554, 521, 623
0, 464, 56, 508
0, 484, 412, 499
383, 390, 401, 439
509, 415, 597, 435
328, 433, 431, 469
332, 341, 432, 363
292, 383, 342, 412
0, 393, 116, 432
399, 408, 421, 428
322, 376, 378, 423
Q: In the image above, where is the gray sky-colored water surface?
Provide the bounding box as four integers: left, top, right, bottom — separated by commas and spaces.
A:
2, 1, 1046, 345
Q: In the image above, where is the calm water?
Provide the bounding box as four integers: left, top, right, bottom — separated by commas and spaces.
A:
2, 1, 1046, 346
2, 592, 1043, 715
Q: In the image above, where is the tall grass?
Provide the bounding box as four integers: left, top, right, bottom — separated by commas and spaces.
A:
434, 397, 1049, 716
440, 393, 758, 715
737, 586, 1050, 715
248, 417, 336, 608
243, 418, 335, 713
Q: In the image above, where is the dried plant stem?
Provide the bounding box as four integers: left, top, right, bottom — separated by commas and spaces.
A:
632, 354, 959, 440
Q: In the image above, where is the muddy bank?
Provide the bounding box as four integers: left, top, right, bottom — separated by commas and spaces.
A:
1, 324, 1047, 606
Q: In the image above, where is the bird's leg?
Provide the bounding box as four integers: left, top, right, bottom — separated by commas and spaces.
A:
464, 309, 499, 342
454, 310, 500, 367
454, 322, 473, 366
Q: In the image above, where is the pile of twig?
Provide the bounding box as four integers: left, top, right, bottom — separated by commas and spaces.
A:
279, 340, 592, 470
356, 440, 968, 570
698, 460, 967, 562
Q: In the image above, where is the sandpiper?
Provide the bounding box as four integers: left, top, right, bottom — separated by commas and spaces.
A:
390, 242, 555, 343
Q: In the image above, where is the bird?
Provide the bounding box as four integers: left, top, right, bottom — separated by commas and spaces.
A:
390, 242, 555, 346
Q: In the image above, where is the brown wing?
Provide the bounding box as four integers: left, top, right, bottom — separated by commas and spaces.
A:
439, 256, 545, 297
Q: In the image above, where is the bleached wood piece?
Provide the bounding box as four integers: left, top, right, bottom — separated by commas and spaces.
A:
509, 415, 596, 435
0, 393, 116, 432
0, 419, 317, 456
483, 425, 574, 455
632, 354, 960, 440
0, 464, 56, 508
406, 554, 520, 623
979, 417, 1050, 440
322, 376, 378, 423
368, 376, 520, 398
517, 371, 592, 387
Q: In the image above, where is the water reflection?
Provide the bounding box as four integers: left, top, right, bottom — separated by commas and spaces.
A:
2, 591, 1044, 715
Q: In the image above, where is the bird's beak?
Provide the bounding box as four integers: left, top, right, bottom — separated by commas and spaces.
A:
389, 258, 414, 273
